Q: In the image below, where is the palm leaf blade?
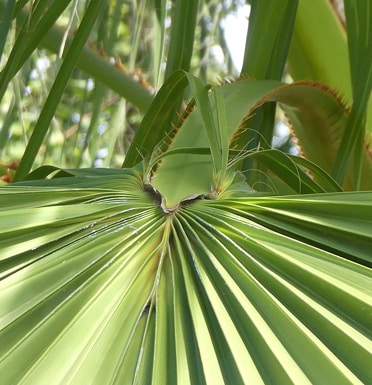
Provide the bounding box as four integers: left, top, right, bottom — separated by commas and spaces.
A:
0, 175, 371, 384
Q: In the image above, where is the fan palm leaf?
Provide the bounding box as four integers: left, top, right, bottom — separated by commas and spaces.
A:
0, 168, 371, 384
1, 2, 371, 384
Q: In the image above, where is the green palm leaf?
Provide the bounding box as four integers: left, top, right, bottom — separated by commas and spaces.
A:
1, 2, 372, 382
0, 171, 371, 384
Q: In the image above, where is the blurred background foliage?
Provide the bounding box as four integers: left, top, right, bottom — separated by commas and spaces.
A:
1, 0, 366, 188
0, 0, 306, 181
0, 0, 254, 172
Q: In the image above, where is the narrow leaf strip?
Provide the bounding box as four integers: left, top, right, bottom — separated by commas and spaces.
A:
14, 0, 109, 181
123, 70, 189, 168
332, 0, 372, 187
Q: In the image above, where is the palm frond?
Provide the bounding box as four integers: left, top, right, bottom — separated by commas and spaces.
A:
0, 173, 371, 384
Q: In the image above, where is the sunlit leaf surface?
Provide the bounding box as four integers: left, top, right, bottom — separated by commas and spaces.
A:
0, 171, 371, 385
